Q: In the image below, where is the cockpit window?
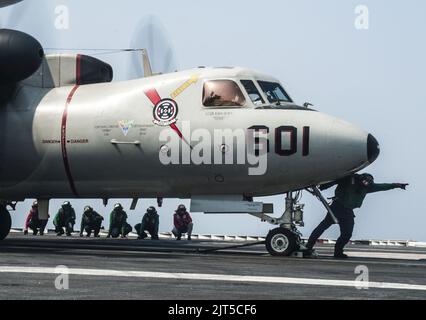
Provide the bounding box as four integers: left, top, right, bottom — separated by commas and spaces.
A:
258, 81, 292, 104
203, 80, 246, 107
241, 80, 265, 106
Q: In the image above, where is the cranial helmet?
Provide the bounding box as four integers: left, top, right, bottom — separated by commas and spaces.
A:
361, 173, 374, 184
147, 206, 157, 214
84, 206, 93, 213
114, 203, 123, 210
62, 201, 71, 208
362, 173, 375, 184
32, 201, 38, 208
177, 205, 186, 212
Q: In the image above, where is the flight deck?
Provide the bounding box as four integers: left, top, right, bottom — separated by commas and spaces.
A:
0, 232, 425, 300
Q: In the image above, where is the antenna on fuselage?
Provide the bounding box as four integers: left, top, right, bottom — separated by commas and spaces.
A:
142, 49, 153, 77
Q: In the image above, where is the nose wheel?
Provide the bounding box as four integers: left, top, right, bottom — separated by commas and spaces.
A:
0, 205, 11, 240
266, 228, 298, 256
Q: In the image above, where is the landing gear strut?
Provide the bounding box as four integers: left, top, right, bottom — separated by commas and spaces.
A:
250, 192, 305, 256
252, 187, 338, 257
0, 205, 12, 241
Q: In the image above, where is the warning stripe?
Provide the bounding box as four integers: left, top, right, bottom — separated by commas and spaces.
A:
144, 88, 162, 105
60, 54, 81, 197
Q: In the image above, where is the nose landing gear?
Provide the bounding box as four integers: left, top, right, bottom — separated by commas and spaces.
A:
251, 187, 338, 257
250, 192, 305, 257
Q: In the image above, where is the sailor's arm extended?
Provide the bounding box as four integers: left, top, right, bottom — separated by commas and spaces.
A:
367, 183, 409, 193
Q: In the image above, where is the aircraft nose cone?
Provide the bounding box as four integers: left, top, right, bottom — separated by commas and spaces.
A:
367, 134, 380, 164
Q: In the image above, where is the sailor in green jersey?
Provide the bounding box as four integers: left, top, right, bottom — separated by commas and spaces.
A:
53, 201, 76, 236
306, 174, 408, 259
107, 203, 132, 239
135, 206, 160, 240
80, 206, 104, 238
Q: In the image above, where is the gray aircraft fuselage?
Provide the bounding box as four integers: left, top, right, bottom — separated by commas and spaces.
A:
0, 64, 379, 201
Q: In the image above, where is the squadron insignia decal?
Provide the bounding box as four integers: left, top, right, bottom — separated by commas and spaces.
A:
118, 120, 135, 136
153, 99, 179, 127
144, 88, 192, 149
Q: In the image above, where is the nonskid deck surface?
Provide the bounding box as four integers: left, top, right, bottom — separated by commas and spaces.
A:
0, 233, 425, 300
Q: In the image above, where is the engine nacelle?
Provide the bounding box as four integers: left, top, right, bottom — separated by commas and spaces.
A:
23, 54, 114, 88
78, 54, 114, 85
0, 29, 44, 85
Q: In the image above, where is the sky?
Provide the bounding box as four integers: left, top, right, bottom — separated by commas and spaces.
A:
1, 0, 425, 241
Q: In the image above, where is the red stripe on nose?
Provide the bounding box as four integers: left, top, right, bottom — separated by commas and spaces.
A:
144, 88, 162, 105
